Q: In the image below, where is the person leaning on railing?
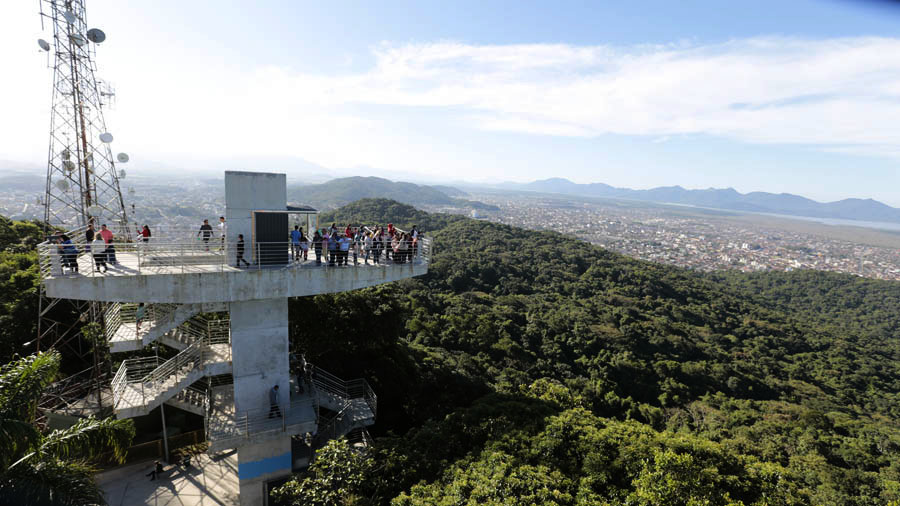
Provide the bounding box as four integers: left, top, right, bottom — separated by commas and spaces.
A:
57, 235, 79, 273
313, 230, 323, 265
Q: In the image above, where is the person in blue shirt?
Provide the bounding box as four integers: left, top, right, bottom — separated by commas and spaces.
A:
58, 234, 79, 273
290, 225, 301, 262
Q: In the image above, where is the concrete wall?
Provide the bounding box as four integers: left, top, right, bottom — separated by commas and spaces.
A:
225, 171, 287, 267
45, 263, 427, 303
237, 435, 292, 506
229, 298, 290, 415
230, 297, 292, 506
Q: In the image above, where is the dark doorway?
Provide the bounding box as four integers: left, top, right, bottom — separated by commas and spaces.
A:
254, 212, 289, 266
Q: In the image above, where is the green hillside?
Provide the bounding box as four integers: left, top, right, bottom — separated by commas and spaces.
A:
1, 204, 899, 505
277, 199, 900, 506
287, 176, 498, 211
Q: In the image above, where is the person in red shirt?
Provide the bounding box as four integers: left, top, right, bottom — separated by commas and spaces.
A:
99, 224, 116, 264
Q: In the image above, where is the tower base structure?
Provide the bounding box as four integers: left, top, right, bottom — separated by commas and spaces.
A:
38, 171, 429, 506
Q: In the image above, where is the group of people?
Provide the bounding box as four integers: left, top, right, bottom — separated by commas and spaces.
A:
54, 218, 422, 273
309, 223, 420, 267
232, 222, 421, 268
55, 222, 121, 273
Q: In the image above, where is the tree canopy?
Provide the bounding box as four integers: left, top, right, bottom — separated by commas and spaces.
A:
280, 199, 900, 505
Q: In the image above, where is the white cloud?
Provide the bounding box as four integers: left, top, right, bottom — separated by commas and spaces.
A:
6, 20, 900, 175
270, 37, 900, 156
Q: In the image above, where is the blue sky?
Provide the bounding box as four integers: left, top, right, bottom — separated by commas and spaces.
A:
5, 0, 900, 204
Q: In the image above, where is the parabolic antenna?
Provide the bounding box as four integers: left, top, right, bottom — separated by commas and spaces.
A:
87, 205, 102, 216
99, 132, 113, 143
61, 148, 70, 160
62, 160, 76, 172
55, 179, 70, 191
38, 39, 50, 51
116, 152, 129, 163
69, 33, 87, 47
86, 28, 106, 43
63, 10, 77, 24
118, 169, 126, 179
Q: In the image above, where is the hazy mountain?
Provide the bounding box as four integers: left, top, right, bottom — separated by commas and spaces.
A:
287, 176, 497, 211
506, 178, 900, 224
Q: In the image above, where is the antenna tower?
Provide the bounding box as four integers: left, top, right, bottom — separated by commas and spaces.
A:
39, 0, 128, 228
35, 0, 130, 371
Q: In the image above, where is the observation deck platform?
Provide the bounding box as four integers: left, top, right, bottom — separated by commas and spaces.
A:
38, 238, 430, 303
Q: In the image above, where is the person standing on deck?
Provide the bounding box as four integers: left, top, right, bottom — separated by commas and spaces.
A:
91, 236, 107, 273
268, 385, 282, 418
198, 220, 214, 251
218, 217, 226, 251
85, 222, 95, 254
290, 225, 302, 262
236, 234, 250, 268
313, 230, 323, 264
99, 224, 116, 264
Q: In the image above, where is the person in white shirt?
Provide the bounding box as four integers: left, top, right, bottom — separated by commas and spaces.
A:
91, 237, 107, 272
218, 216, 226, 251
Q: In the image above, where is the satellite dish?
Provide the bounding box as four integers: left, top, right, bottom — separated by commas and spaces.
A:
63, 11, 77, 24
55, 179, 70, 191
87, 205, 103, 216
116, 152, 129, 163
61, 148, 70, 160
118, 169, 126, 179
38, 39, 50, 51
99, 132, 113, 143
86, 28, 106, 43
69, 33, 87, 47
63, 160, 76, 171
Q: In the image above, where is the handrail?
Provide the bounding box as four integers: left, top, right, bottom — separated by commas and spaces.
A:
39, 229, 431, 279
309, 365, 377, 420
111, 327, 230, 411
207, 397, 318, 446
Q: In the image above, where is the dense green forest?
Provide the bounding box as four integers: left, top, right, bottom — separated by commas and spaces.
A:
2, 202, 900, 505
281, 199, 900, 505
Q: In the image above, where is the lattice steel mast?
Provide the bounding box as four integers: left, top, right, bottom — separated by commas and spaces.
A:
40, 0, 128, 229
35, 0, 129, 361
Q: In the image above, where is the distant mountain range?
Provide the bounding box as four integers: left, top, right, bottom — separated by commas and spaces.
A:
501, 178, 900, 224
287, 176, 497, 211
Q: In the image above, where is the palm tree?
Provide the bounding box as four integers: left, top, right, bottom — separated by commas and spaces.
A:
0, 350, 135, 505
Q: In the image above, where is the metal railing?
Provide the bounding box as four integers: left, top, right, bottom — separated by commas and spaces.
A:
111, 331, 230, 412
37, 219, 433, 278
38, 236, 431, 278
310, 365, 377, 419
207, 397, 318, 449
103, 302, 183, 344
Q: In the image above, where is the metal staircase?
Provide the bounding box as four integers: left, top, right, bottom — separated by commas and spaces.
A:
104, 302, 225, 353
166, 385, 208, 417
111, 333, 232, 419
205, 365, 377, 453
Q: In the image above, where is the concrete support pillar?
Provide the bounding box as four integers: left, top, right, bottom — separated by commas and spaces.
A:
230, 298, 291, 506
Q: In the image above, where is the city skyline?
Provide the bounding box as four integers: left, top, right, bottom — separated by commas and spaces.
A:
4, 1, 900, 204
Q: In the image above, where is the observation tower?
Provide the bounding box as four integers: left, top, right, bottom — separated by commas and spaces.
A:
39, 171, 431, 505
